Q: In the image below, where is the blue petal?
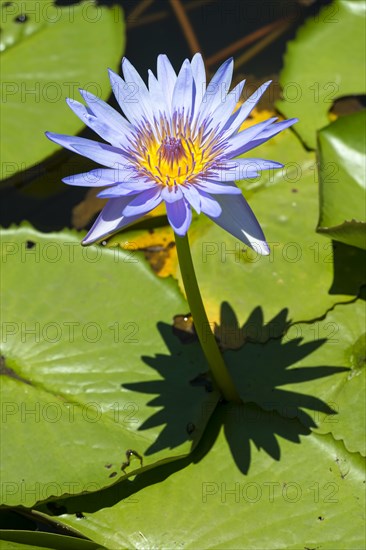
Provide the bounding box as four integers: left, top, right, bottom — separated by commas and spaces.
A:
165, 198, 192, 236
82, 197, 142, 245
63, 167, 135, 187
198, 191, 222, 218
225, 118, 277, 159
191, 53, 206, 113
66, 98, 126, 148
157, 54, 177, 108
172, 59, 195, 118
98, 180, 156, 197
161, 185, 183, 203
121, 57, 154, 122
148, 70, 169, 116
215, 159, 284, 181
195, 57, 234, 125
97, 186, 139, 198
122, 187, 162, 216
206, 194, 270, 255
238, 118, 298, 155
109, 69, 148, 125
78, 89, 131, 134
181, 184, 201, 213
71, 141, 128, 168
206, 79, 245, 134
195, 179, 242, 195
46, 133, 128, 168
222, 81, 272, 137
253, 118, 298, 140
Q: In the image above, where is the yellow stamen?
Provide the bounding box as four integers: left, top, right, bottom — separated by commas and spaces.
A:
133, 114, 221, 187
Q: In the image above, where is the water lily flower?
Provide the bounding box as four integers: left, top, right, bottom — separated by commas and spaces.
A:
46, 54, 297, 254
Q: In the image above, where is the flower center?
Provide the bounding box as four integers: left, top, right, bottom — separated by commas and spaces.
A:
159, 137, 186, 165
141, 133, 204, 186
130, 114, 222, 187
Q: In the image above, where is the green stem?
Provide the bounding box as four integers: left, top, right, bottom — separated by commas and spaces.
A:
174, 233, 241, 403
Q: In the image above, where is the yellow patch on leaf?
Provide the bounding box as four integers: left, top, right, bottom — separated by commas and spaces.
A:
109, 224, 178, 278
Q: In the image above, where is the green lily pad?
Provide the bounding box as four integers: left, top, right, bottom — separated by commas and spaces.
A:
0, 225, 219, 507
226, 300, 366, 456
317, 111, 366, 250
37, 403, 365, 549
277, 0, 366, 149
0, 0, 124, 181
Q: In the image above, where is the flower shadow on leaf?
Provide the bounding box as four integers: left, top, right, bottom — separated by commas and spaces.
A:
124, 303, 348, 466
38, 304, 349, 517
215, 301, 292, 348
123, 323, 221, 456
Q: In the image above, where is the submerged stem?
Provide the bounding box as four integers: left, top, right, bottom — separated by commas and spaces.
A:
174, 233, 241, 403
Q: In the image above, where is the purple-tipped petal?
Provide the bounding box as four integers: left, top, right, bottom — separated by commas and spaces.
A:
78, 89, 131, 134
165, 198, 192, 236
157, 54, 177, 107
181, 184, 201, 213
172, 59, 195, 118
97, 181, 154, 197
161, 185, 183, 203
225, 117, 278, 159
46, 132, 98, 155
238, 118, 298, 155
196, 57, 234, 125
206, 79, 245, 134
63, 167, 134, 187
108, 69, 150, 126
191, 53, 206, 112
66, 98, 126, 148
215, 158, 284, 182
122, 187, 162, 216
71, 141, 128, 168
82, 197, 141, 245
222, 81, 272, 137
257, 118, 298, 139
121, 58, 154, 123
148, 70, 169, 115
195, 179, 242, 195
206, 193, 270, 255
199, 191, 222, 218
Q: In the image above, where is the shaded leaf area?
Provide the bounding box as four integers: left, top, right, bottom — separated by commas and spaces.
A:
1, 0, 124, 180
36, 402, 365, 550
228, 337, 345, 432
214, 301, 291, 348
329, 240, 366, 296
317, 111, 366, 250
122, 304, 350, 469
123, 322, 220, 456
274, 299, 366, 456
277, 0, 366, 149
170, 299, 365, 455
0, 226, 217, 507
0, 530, 106, 550
225, 300, 365, 456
